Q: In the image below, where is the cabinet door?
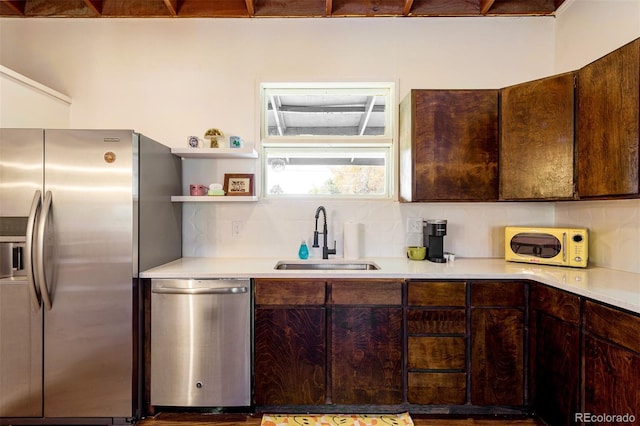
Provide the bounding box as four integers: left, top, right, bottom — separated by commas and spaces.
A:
529, 284, 581, 426
583, 301, 640, 419
470, 282, 525, 406
253, 279, 327, 405
583, 335, 640, 419
330, 307, 403, 405
576, 38, 640, 198
400, 90, 499, 201
531, 311, 580, 425
500, 72, 576, 200
254, 307, 326, 405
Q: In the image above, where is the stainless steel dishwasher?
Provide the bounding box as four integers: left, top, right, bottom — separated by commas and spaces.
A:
150, 278, 251, 407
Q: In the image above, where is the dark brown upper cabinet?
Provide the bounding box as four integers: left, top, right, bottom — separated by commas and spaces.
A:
500, 72, 577, 201
576, 38, 640, 198
399, 90, 499, 202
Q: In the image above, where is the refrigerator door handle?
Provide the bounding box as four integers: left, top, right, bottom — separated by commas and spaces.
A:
36, 190, 53, 310
151, 286, 249, 295
25, 190, 42, 311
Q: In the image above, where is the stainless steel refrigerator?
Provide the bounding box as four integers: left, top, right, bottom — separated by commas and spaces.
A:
0, 129, 182, 425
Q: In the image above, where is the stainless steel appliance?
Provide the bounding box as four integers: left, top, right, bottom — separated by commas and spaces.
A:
0, 129, 182, 424
150, 278, 251, 407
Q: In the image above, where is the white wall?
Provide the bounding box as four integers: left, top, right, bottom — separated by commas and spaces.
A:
0, 66, 70, 127
2, 3, 638, 269
554, 0, 640, 273
0, 17, 556, 144
0, 16, 559, 260
555, 0, 640, 72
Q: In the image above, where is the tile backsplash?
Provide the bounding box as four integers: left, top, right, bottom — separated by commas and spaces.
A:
182, 199, 555, 260
182, 198, 639, 274
555, 198, 640, 274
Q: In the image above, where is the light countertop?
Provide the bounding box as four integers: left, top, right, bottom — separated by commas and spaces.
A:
141, 257, 640, 314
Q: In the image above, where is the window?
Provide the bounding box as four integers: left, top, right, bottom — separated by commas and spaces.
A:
260, 82, 394, 198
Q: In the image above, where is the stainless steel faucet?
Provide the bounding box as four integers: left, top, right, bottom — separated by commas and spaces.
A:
313, 206, 336, 259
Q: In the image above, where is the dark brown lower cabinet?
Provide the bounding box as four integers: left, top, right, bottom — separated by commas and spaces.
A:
470, 281, 525, 406
583, 301, 640, 424
330, 279, 403, 405
254, 307, 326, 405
253, 279, 327, 405
407, 337, 466, 405
529, 283, 581, 426
407, 372, 467, 405
406, 281, 468, 405
251, 277, 639, 422
253, 278, 403, 406
331, 307, 403, 404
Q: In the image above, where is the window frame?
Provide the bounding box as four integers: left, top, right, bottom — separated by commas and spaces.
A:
259, 82, 396, 200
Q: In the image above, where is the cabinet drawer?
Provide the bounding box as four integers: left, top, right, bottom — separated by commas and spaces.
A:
254, 279, 326, 305
584, 301, 640, 353
407, 281, 466, 306
330, 280, 402, 305
407, 309, 466, 334
471, 281, 524, 307
408, 336, 466, 370
408, 372, 466, 404
530, 283, 580, 325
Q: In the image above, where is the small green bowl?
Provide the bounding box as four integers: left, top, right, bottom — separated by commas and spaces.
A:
407, 246, 426, 260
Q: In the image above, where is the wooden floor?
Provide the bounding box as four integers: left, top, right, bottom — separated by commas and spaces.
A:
136, 413, 545, 425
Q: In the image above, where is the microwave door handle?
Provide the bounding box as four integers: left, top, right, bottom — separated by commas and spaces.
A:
36, 191, 53, 310
562, 232, 567, 263
151, 286, 249, 295
25, 190, 42, 311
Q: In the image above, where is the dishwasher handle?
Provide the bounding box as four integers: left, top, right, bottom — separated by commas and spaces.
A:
151, 286, 248, 295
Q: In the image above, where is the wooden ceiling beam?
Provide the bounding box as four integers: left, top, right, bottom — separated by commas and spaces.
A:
83, 0, 102, 15
245, 0, 255, 16
325, 0, 332, 16
163, 0, 179, 16
0, 0, 565, 18
403, 0, 414, 16
3, 1, 25, 14
480, 0, 496, 15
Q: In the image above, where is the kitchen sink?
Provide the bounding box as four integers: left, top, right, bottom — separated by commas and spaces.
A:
274, 261, 380, 270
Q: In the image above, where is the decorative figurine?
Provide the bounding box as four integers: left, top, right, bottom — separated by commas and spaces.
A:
204, 128, 224, 148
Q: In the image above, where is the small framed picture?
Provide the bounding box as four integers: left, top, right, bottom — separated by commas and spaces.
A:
223, 173, 254, 196
229, 136, 242, 148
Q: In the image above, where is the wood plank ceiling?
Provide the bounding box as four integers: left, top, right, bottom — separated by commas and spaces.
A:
0, 0, 567, 18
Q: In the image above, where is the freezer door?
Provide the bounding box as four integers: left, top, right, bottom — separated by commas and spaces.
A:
0, 128, 43, 217
0, 128, 44, 418
0, 279, 43, 417
42, 130, 134, 418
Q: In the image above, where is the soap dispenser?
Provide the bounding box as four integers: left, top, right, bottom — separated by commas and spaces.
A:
298, 240, 309, 259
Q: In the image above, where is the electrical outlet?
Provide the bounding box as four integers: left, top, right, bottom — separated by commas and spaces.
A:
406, 218, 423, 233
232, 221, 243, 237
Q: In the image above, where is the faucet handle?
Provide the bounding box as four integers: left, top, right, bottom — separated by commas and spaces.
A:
328, 240, 337, 255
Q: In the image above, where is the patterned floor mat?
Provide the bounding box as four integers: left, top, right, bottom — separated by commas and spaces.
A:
261, 413, 414, 426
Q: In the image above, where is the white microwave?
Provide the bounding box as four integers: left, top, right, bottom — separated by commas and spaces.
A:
505, 226, 588, 268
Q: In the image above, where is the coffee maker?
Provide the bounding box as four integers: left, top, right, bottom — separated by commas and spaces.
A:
424, 219, 447, 263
